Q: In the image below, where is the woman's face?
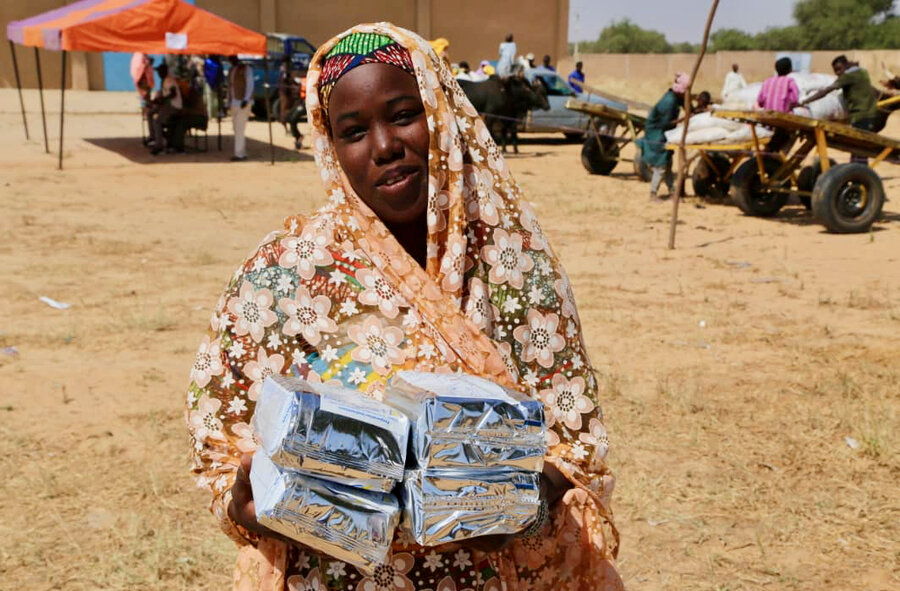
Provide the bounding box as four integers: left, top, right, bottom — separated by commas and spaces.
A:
327, 63, 430, 225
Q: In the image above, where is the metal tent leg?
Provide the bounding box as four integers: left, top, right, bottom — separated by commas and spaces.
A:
10, 41, 29, 140
35, 48, 49, 153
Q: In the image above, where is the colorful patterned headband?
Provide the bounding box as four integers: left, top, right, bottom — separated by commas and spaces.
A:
318, 32, 416, 118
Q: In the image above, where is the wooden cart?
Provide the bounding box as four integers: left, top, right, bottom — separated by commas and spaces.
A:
662, 140, 765, 201
565, 99, 650, 179
704, 110, 899, 233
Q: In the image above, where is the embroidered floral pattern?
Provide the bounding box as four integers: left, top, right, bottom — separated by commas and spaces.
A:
186, 22, 619, 591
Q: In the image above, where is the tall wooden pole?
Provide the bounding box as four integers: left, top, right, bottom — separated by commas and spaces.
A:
668, 0, 720, 250
58, 51, 67, 171
10, 41, 29, 140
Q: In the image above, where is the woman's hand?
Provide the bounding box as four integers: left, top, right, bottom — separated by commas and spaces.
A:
228, 452, 264, 534
462, 462, 572, 552
540, 462, 572, 508
227, 452, 290, 541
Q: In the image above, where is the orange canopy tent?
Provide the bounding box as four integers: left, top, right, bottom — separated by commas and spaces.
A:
7, 0, 271, 168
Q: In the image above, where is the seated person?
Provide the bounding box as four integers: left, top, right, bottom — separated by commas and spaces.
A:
148, 62, 185, 154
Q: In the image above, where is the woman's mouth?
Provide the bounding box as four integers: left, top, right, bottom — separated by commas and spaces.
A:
375, 166, 421, 196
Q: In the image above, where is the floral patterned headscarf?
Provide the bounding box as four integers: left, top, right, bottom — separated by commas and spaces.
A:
187, 21, 621, 591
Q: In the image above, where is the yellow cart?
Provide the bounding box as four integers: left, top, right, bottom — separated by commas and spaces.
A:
711, 110, 899, 233
565, 99, 650, 178
663, 140, 765, 201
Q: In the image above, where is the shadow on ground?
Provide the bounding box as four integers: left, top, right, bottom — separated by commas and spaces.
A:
83, 136, 310, 164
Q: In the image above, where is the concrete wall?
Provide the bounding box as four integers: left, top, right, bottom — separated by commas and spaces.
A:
2, 0, 568, 90
558, 50, 900, 100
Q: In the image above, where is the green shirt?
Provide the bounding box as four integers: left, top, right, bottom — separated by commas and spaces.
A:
836, 67, 877, 124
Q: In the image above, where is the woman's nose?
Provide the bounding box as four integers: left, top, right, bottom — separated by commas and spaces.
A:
371, 122, 403, 164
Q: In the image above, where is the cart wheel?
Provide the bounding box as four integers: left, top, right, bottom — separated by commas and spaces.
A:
730, 157, 789, 217
632, 147, 652, 182
581, 135, 619, 175
797, 158, 836, 209
692, 153, 731, 200
811, 163, 884, 233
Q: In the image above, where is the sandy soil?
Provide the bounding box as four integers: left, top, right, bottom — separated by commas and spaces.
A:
1, 89, 898, 590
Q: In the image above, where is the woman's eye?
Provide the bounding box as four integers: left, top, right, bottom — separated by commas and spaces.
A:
393, 109, 421, 124
340, 126, 365, 141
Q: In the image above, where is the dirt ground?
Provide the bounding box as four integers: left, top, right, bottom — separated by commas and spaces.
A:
1, 89, 898, 591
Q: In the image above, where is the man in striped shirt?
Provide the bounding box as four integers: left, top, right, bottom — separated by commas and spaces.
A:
758, 57, 799, 152
758, 57, 800, 113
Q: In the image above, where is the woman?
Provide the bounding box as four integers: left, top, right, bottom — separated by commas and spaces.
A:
187, 23, 621, 591
638, 73, 689, 202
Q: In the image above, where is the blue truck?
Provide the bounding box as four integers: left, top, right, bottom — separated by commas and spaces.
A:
244, 33, 316, 120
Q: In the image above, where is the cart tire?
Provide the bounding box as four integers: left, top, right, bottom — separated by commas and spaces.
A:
692, 153, 731, 200
811, 163, 884, 233
731, 157, 789, 217
633, 147, 652, 182
797, 158, 836, 209
581, 135, 619, 175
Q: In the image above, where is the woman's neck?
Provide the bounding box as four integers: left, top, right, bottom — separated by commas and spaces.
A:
385, 212, 428, 269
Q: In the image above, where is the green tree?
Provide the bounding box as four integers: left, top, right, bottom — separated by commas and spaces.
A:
793, 0, 895, 49
670, 41, 699, 54
710, 28, 756, 51
864, 16, 900, 49
581, 19, 672, 54
753, 26, 804, 51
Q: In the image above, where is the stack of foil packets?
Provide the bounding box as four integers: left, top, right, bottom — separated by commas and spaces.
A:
386, 371, 547, 546
250, 376, 409, 572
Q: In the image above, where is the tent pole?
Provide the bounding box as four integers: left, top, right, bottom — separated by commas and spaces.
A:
264, 56, 274, 165
58, 51, 67, 171
35, 48, 49, 153
10, 41, 29, 140
217, 79, 223, 151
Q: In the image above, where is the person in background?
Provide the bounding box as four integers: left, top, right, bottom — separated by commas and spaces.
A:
801, 55, 878, 162
131, 53, 155, 145
227, 55, 254, 162
278, 54, 294, 133
721, 63, 746, 101
639, 72, 689, 202
758, 57, 799, 113
203, 55, 225, 120
149, 62, 184, 155
568, 60, 585, 93
694, 91, 712, 113
757, 57, 800, 152
542, 54, 555, 71
498, 33, 517, 77
455, 61, 474, 82
518, 52, 535, 72
471, 60, 493, 81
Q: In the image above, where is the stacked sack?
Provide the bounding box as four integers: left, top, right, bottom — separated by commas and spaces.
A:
250, 371, 548, 569
666, 72, 848, 147
385, 371, 546, 546
251, 376, 410, 572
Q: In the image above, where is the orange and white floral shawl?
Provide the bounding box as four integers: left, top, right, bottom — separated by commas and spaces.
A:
186, 22, 622, 591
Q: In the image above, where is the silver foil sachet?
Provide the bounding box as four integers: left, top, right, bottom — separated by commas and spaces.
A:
253, 375, 410, 492
386, 371, 547, 472
250, 451, 400, 573
401, 468, 541, 546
